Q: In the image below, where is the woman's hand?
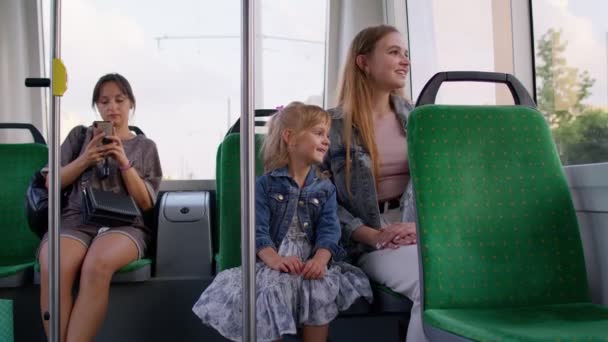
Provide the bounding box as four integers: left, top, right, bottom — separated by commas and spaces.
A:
370, 228, 401, 250
103, 135, 130, 169
78, 132, 109, 167
268, 255, 304, 275
369, 222, 417, 250
382, 222, 417, 248
302, 249, 331, 280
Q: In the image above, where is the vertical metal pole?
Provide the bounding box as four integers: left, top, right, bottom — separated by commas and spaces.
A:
240, 0, 256, 341
48, 0, 62, 341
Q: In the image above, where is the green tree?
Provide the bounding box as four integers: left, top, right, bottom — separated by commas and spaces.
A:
535, 28, 608, 165
535, 28, 596, 126
553, 109, 608, 164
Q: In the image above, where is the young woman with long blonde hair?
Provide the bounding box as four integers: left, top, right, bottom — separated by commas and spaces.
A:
321, 25, 426, 341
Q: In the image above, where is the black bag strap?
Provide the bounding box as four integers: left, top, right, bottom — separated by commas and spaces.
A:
35, 125, 88, 178
72, 125, 88, 162
68, 126, 93, 188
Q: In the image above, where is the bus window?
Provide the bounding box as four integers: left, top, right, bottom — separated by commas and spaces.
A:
531, 0, 608, 166
406, 0, 516, 105
259, 0, 327, 108
41, 0, 328, 180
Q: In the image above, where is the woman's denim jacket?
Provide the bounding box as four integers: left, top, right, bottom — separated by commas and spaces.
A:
255, 166, 346, 260
320, 95, 416, 260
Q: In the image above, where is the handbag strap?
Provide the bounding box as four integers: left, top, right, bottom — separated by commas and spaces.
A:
72, 125, 88, 162
73, 126, 95, 188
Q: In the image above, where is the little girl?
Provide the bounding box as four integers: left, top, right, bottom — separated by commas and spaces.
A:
193, 102, 372, 341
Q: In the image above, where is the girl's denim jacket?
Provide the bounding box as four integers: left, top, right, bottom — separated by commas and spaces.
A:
320, 95, 416, 260
255, 166, 346, 260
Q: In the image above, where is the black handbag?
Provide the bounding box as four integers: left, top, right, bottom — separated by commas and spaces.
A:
24, 126, 87, 238
81, 186, 140, 227
24, 171, 71, 238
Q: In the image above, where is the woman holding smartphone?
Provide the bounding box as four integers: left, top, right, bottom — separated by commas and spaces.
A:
37, 73, 162, 342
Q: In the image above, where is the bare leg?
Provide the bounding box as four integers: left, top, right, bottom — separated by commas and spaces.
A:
302, 324, 329, 342
66, 234, 138, 342
39, 237, 88, 342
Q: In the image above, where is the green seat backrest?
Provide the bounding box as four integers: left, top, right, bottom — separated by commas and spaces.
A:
0, 144, 47, 266
0, 299, 14, 342
216, 133, 265, 271
407, 105, 589, 310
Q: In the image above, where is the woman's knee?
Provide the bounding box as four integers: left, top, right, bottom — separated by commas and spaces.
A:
79, 234, 139, 287
361, 245, 421, 298
39, 239, 86, 284
80, 253, 116, 285
38, 242, 49, 276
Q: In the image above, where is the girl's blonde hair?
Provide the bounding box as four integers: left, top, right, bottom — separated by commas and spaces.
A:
337, 25, 404, 192
263, 101, 331, 172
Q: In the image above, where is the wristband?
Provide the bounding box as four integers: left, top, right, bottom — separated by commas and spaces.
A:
119, 160, 133, 171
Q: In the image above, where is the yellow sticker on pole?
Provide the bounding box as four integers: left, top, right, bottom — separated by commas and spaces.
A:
52, 58, 68, 96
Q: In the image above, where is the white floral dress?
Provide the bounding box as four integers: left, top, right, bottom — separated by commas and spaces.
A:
192, 214, 373, 341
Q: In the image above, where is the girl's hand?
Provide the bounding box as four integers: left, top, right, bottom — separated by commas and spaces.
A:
269, 255, 303, 275
301, 259, 327, 280
103, 135, 130, 169
78, 132, 109, 167
302, 249, 331, 280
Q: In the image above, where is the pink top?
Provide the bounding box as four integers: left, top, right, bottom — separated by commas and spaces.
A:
374, 112, 409, 201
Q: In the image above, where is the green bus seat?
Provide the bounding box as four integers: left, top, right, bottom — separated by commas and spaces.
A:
33, 258, 152, 284
408, 72, 608, 341
215, 133, 265, 271
0, 299, 14, 342
0, 143, 47, 287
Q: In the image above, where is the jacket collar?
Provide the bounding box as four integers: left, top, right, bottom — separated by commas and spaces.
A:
390, 94, 413, 131
269, 166, 317, 187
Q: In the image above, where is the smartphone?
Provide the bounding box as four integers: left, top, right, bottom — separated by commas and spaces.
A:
93, 121, 113, 145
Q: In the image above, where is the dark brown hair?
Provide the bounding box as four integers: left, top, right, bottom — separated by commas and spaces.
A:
91, 73, 136, 110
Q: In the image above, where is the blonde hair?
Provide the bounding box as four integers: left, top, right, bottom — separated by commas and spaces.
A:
262, 102, 331, 172
337, 25, 404, 192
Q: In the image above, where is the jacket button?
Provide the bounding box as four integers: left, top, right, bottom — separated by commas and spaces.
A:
312, 198, 319, 205
277, 194, 284, 201
303, 222, 309, 228
298, 200, 304, 207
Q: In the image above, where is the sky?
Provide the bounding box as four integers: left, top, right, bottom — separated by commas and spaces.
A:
40, 0, 608, 180
407, 0, 608, 107
531, 0, 608, 107
42, 0, 327, 180
408, 0, 497, 105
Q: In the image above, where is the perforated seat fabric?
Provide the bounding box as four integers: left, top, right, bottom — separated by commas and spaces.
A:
407, 105, 608, 340
0, 262, 34, 278
115, 258, 152, 273
215, 133, 265, 271
425, 303, 608, 341
0, 299, 14, 342
34, 258, 151, 274
0, 144, 47, 284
